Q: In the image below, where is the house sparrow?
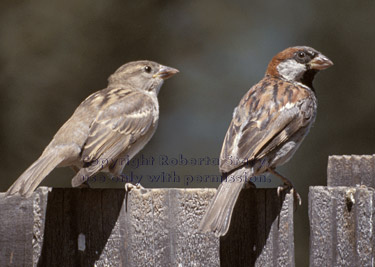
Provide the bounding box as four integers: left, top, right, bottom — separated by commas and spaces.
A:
6, 60, 178, 197
199, 46, 333, 237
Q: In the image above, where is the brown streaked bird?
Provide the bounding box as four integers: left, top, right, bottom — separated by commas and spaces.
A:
6, 60, 178, 197
199, 46, 333, 237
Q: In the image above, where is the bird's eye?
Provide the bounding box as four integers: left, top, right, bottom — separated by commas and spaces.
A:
297, 52, 306, 58
144, 66, 152, 73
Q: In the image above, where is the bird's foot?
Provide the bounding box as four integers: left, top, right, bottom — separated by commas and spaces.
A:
276, 183, 288, 197
268, 168, 301, 207
277, 184, 302, 206
125, 183, 144, 192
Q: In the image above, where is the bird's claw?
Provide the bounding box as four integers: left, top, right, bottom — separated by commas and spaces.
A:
277, 184, 288, 197
125, 183, 144, 192
277, 185, 282, 197
277, 184, 302, 206
292, 188, 302, 206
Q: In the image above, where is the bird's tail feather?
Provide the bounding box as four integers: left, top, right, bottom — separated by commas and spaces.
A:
198, 168, 250, 236
6, 154, 64, 197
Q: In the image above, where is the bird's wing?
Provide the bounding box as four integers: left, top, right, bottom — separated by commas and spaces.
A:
80, 89, 156, 173
219, 78, 316, 173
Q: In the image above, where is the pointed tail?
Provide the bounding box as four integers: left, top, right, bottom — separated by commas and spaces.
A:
6, 153, 64, 198
198, 168, 251, 236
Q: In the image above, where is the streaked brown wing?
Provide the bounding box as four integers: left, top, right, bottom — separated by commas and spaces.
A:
219, 78, 314, 173
81, 89, 156, 168
254, 94, 316, 160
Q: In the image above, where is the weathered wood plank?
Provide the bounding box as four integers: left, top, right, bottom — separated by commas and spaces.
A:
220, 188, 295, 267
309, 186, 375, 267
327, 155, 375, 187
0, 188, 219, 266
118, 188, 220, 266
0, 189, 35, 266
1, 187, 294, 266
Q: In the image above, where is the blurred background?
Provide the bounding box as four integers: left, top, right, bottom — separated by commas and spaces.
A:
1, 0, 374, 264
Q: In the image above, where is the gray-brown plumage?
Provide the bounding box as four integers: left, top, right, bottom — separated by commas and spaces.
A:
6, 60, 178, 197
199, 46, 333, 236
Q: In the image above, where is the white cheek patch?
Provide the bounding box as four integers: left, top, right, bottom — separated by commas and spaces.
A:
277, 59, 306, 81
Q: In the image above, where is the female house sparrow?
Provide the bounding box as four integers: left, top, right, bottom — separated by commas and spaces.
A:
199, 46, 333, 237
6, 61, 178, 197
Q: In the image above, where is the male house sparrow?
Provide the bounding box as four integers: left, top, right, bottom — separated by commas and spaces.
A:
199, 46, 333, 236
7, 60, 178, 197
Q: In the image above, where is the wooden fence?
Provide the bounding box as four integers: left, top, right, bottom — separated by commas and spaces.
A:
0, 154, 374, 266
309, 155, 375, 267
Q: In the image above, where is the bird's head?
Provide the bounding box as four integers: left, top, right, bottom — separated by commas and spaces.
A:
266, 46, 333, 89
108, 60, 179, 94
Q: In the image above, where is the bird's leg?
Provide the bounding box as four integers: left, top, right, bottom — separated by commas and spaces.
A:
268, 168, 301, 206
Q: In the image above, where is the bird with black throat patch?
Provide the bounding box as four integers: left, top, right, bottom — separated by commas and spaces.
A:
7, 60, 179, 197
199, 46, 333, 237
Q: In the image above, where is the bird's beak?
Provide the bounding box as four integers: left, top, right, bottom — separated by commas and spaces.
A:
153, 66, 179, 80
309, 54, 334, 70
